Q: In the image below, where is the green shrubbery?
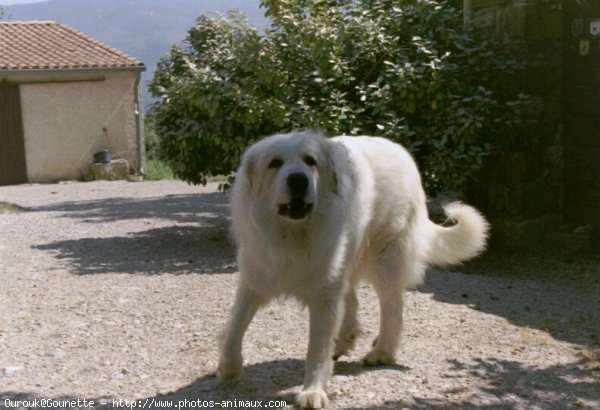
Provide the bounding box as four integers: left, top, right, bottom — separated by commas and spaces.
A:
144, 113, 174, 180
150, 0, 526, 193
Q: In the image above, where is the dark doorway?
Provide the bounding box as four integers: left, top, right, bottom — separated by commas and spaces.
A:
0, 83, 28, 185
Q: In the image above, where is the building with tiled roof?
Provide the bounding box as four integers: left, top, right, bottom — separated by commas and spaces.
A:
0, 21, 146, 184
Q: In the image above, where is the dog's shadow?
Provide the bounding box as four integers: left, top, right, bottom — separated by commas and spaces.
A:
133, 359, 408, 407
1, 359, 409, 408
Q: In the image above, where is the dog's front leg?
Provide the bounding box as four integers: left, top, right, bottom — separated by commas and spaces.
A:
296, 293, 344, 409
217, 284, 264, 381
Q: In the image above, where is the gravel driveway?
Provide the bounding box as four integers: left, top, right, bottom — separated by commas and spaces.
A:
1, 180, 598, 409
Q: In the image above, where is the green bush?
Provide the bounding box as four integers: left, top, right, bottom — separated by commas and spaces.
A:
150, 0, 526, 193
144, 111, 160, 160
144, 111, 174, 180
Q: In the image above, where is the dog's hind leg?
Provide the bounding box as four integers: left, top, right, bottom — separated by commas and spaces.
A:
363, 249, 418, 366
333, 286, 360, 360
217, 284, 265, 381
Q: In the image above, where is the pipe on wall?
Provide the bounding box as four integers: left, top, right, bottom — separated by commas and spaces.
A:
134, 71, 145, 176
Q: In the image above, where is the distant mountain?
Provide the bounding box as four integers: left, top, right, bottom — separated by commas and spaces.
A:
5, 0, 268, 109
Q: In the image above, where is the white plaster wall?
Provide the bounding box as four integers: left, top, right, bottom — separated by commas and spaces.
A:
19, 71, 141, 182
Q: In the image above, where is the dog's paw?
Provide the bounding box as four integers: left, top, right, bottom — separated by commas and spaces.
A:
362, 349, 396, 366
333, 328, 360, 360
296, 389, 329, 409
216, 355, 243, 381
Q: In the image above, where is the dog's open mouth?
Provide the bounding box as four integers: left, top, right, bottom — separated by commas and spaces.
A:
278, 199, 313, 220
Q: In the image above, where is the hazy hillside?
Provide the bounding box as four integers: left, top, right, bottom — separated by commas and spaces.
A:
5, 0, 267, 109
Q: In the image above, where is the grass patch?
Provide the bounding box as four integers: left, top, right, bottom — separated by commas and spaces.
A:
0, 202, 28, 213
143, 157, 232, 187
145, 158, 174, 181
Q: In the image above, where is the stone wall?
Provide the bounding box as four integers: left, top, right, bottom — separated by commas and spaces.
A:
465, 0, 565, 248
562, 1, 600, 247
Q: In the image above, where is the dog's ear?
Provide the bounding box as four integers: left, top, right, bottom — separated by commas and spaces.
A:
322, 137, 340, 196
240, 145, 260, 195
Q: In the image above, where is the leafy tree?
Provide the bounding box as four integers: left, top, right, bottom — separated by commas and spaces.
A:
150, 0, 526, 193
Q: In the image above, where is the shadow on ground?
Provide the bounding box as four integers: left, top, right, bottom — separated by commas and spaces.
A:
32, 192, 229, 225
421, 269, 600, 349
34, 224, 237, 275
2, 356, 597, 409
33, 192, 236, 275
343, 356, 598, 409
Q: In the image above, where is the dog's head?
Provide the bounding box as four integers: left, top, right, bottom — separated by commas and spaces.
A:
239, 130, 336, 222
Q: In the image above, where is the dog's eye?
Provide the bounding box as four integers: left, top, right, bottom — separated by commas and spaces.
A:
303, 155, 317, 167
268, 158, 283, 169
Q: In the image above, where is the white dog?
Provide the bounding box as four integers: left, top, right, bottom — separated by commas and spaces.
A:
218, 130, 488, 408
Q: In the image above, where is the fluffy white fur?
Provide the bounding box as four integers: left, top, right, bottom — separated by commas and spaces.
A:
218, 130, 489, 409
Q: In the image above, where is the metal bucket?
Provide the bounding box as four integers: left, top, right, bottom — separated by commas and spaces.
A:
93, 150, 112, 163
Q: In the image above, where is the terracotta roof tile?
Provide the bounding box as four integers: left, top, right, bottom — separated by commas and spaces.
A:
0, 21, 145, 71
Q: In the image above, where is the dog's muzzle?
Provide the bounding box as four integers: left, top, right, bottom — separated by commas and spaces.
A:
278, 172, 313, 220
278, 199, 313, 220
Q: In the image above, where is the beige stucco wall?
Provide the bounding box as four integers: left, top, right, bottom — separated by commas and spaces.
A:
17, 71, 142, 182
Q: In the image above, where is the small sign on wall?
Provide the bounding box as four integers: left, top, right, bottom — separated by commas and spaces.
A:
571, 18, 600, 57
590, 20, 600, 37
579, 39, 590, 56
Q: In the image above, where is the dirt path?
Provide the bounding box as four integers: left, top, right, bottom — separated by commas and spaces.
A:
0, 180, 598, 409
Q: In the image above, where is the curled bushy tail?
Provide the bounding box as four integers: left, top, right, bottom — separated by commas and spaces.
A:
427, 202, 489, 267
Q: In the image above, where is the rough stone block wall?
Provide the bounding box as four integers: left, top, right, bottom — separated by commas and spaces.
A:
562, 2, 600, 247
466, 0, 565, 249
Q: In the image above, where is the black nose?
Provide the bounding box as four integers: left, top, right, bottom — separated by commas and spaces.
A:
287, 172, 309, 198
